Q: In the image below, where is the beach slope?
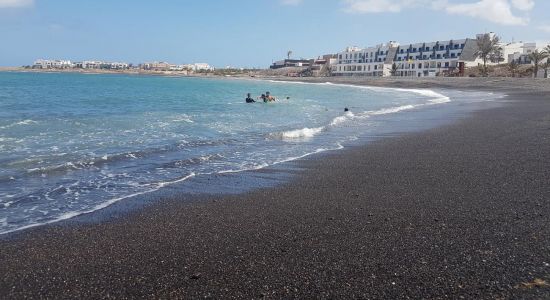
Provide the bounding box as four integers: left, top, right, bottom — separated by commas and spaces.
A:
1, 78, 549, 298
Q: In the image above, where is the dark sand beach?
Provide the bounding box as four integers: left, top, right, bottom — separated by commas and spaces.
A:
1, 78, 549, 299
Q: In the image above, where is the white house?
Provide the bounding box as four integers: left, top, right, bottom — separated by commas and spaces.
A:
193, 63, 214, 71
33, 59, 73, 69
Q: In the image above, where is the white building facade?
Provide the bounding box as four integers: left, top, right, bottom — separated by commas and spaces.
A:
332, 38, 476, 77
33, 59, 73, 69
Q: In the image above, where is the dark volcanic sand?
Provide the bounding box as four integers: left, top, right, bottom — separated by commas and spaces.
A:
1, 78, 550, 299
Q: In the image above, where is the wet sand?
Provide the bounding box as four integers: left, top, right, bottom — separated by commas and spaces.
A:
1, 78, 549, 298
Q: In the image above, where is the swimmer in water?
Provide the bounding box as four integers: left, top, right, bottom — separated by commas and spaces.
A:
245, 93, 255, 103
265, 91, 276, 102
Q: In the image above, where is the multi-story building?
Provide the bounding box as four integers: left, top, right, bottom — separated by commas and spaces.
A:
142, 62, 173, 71
270, 59, 313, 69
33, 59, 73, 69
332, 37, 479, 77
193, 63, 214, 71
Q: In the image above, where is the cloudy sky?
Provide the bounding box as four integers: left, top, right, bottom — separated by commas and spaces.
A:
0, 0, 548, 67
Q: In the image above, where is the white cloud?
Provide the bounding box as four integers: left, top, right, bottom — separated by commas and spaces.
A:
0, 0, 33, 8
343, 0, 408, 13
342, 0, 533, 26
511, 0, 535, 11
443, 0, 529, 25
281, 0, 303, 5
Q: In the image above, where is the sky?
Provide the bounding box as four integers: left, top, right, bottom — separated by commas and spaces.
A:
0, 0, 549, 68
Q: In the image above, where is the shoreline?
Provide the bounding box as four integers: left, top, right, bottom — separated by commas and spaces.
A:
1, 78, 549, 298
0, 76, 494, 237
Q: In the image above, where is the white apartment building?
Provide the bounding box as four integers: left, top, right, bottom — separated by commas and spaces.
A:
332, 33, 545, 77
193, 63, 214, 71
109, 62, 129, 70
76, 61, 104, 69
33, 59, 73, 69
333, 37, 478, 77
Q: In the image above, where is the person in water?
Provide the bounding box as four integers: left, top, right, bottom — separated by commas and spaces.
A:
259, 94, 267, 102
265, 91, 276, 102
245, 93, 255, 103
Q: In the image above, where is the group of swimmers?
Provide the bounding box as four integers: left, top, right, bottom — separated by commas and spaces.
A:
246, 91, 289, 103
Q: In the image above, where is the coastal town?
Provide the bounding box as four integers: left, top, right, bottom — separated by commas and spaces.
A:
270, 32, 550, 78
27, 32, 549, 79
29, 60, 216, 75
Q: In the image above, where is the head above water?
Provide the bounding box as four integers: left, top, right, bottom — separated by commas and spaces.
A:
266, 91, 270, 96
247, 93, 251, 98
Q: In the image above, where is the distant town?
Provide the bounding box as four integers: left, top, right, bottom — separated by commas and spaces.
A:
24, 32, 550, 79
29, 60, 216, 74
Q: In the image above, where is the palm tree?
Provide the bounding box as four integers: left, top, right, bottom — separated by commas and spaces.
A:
544, 45, 550, 78
528, 50, 548, 78
390, 63, 399, 76
507, 59, 519, 78
541, 59, 550, 79
287, 50, 293, 60
490, 46, 504, 65
474, 33, 501, 76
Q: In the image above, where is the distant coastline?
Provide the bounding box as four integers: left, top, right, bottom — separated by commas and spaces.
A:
0, 66, 223, 77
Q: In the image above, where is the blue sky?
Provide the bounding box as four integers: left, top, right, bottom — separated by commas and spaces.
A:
0, 0, 548, 67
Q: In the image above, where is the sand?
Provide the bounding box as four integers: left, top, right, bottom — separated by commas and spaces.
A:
1, 78, 549, 299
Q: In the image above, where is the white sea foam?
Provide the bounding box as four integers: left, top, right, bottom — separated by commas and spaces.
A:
0, 173, 196, 235
280, 126, 325, 139
171, 114, 194, 123
367, 104, 417, 115
0, 119, 38, 130
330, 111, 355, 126
217, 163, 270, 174
265, 79, 451, 106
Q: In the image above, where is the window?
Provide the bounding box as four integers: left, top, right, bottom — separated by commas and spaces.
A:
413, 48, 417, 52
461, 44, 465, 48
437, 54, 441, 59
418, 63, 422, 69
440, 46, 444, 50
426, 47, 430, 51
445, 62, 449, 67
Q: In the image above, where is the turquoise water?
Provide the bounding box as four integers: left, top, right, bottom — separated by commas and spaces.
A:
0, 72, 496, 234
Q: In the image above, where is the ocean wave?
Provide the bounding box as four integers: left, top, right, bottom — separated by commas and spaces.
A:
265, 80, 451, 105
0, 172, 196, 235
329, 111, 355, 126
367, 104, 418, 116
0, 119, 38, 130
279, 126, 325, 139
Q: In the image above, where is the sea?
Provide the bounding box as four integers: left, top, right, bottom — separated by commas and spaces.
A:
0, 72, 503, 234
